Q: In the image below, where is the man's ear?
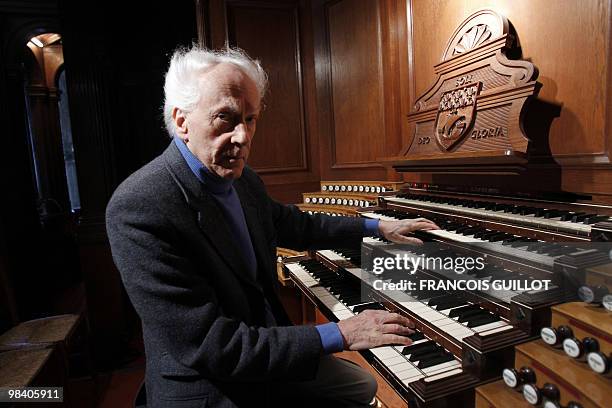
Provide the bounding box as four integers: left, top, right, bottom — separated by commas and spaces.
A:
172, 107, 189, 140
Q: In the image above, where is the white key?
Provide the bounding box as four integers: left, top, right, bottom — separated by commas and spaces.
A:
427, 229, 482, 243
398, 370, 424, 382
423, 368, 463, 382
383, 356, 407, 367
317, 250, 346, 262
401, 374, 425, 386
385, 196, 594, 235
471, 320, 509, 333
389, 362, 417, 375
422, 360, 461, 375
334, 310, 353, 319
478, 325, 515, 336
370, 347, 398, 359
329, 302, 348, 312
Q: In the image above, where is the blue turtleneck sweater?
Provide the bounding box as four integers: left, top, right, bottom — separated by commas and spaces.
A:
174, 138, 380, 354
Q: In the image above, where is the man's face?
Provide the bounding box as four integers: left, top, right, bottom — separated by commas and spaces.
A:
174, 63, 261, 180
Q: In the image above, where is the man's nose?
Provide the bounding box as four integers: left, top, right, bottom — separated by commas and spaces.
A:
231, 123, 250, 145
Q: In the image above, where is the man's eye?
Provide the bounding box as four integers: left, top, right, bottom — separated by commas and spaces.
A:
217, 113, 230, 121
246, 116, 257, 124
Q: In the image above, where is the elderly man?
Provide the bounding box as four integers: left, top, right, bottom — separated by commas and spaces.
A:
106, 46, 438, 408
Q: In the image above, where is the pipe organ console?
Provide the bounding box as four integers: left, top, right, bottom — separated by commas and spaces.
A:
284, 178, 612, 406
279, 9, 612, 408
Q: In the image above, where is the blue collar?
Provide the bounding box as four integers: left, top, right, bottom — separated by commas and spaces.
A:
174, 138, 233, 194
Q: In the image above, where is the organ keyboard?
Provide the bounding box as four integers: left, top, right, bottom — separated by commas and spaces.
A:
284, 179, 611, 406
285, 257, 478, 406
360, 207, 609, 281
381, 191, 612, 240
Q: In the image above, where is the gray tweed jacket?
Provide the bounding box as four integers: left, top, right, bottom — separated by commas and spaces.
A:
105, 142, 365, 407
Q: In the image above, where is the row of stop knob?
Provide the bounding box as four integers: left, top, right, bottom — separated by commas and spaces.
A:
321, 184, 387, 193
539, 324, 610, 377
577, 284, 612, 312
502, 367, 582, 407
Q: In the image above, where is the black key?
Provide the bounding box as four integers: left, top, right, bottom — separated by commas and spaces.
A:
520, 207, 537, 215
535, 243, 558, 254
466, 313, 499, 328
417, 352, 455, 369
473, 230, 491, 239
543, 209, 563, 219
526, 242, 542, 251
401, 341, 437, 356
571, 213, 589, 223
435, 299, 469, 311
448, 304, 481, 318
547, 246, 577, 256
560, 212, 579, 221
502, 236, 522, 245
584, 215, 609, 224
509, 239, 531, 248
352, 302, 385, 314
409, 349, 444, 362
343, 298, 366, 307
457, 309, 488, 323
408, 332, 425, 342
487, 232, 511, 242
427, 294, 457, 307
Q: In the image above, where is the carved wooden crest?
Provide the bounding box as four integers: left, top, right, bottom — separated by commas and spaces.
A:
434, 82, 481, 150
394, 9, 539, 173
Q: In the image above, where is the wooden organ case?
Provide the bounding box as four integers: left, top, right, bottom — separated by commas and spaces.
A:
282, 8, 612, 408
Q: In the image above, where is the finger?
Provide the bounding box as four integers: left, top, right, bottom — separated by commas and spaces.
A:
408, 220, 440, 230
393, 221, 438, 235
382, 313, 415, 328
419, 222, 440, 230
380, 334, 413, 346
414, 217, 438, 226
382, 323, 415, 335
389, 235, 423, 245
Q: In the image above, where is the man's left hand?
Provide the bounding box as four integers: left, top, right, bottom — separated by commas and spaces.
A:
378, 218, 440, 245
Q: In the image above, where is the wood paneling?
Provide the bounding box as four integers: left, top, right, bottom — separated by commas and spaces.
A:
226, 1, 307, 173
327, 0, 384, 166
313, 0, 405, 181
204, 0, 409, 193
403, 0, 612, 200
206, 0, 321, 202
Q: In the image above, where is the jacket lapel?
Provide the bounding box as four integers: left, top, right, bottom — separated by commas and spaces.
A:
162, 142, 263, 293
234, 177, 275, 285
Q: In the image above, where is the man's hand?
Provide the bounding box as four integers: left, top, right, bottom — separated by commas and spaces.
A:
378, 218, 439, 245
336, 310, 416, 350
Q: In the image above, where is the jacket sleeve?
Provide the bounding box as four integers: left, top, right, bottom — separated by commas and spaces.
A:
243, 169, 366, 250
105, 189, 323, 382
272, 201, 366, 250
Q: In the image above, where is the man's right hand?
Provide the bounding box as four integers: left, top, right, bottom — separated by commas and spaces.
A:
336, 310, 416, 350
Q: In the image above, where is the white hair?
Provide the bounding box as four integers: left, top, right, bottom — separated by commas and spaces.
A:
163, 45, 268, 135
